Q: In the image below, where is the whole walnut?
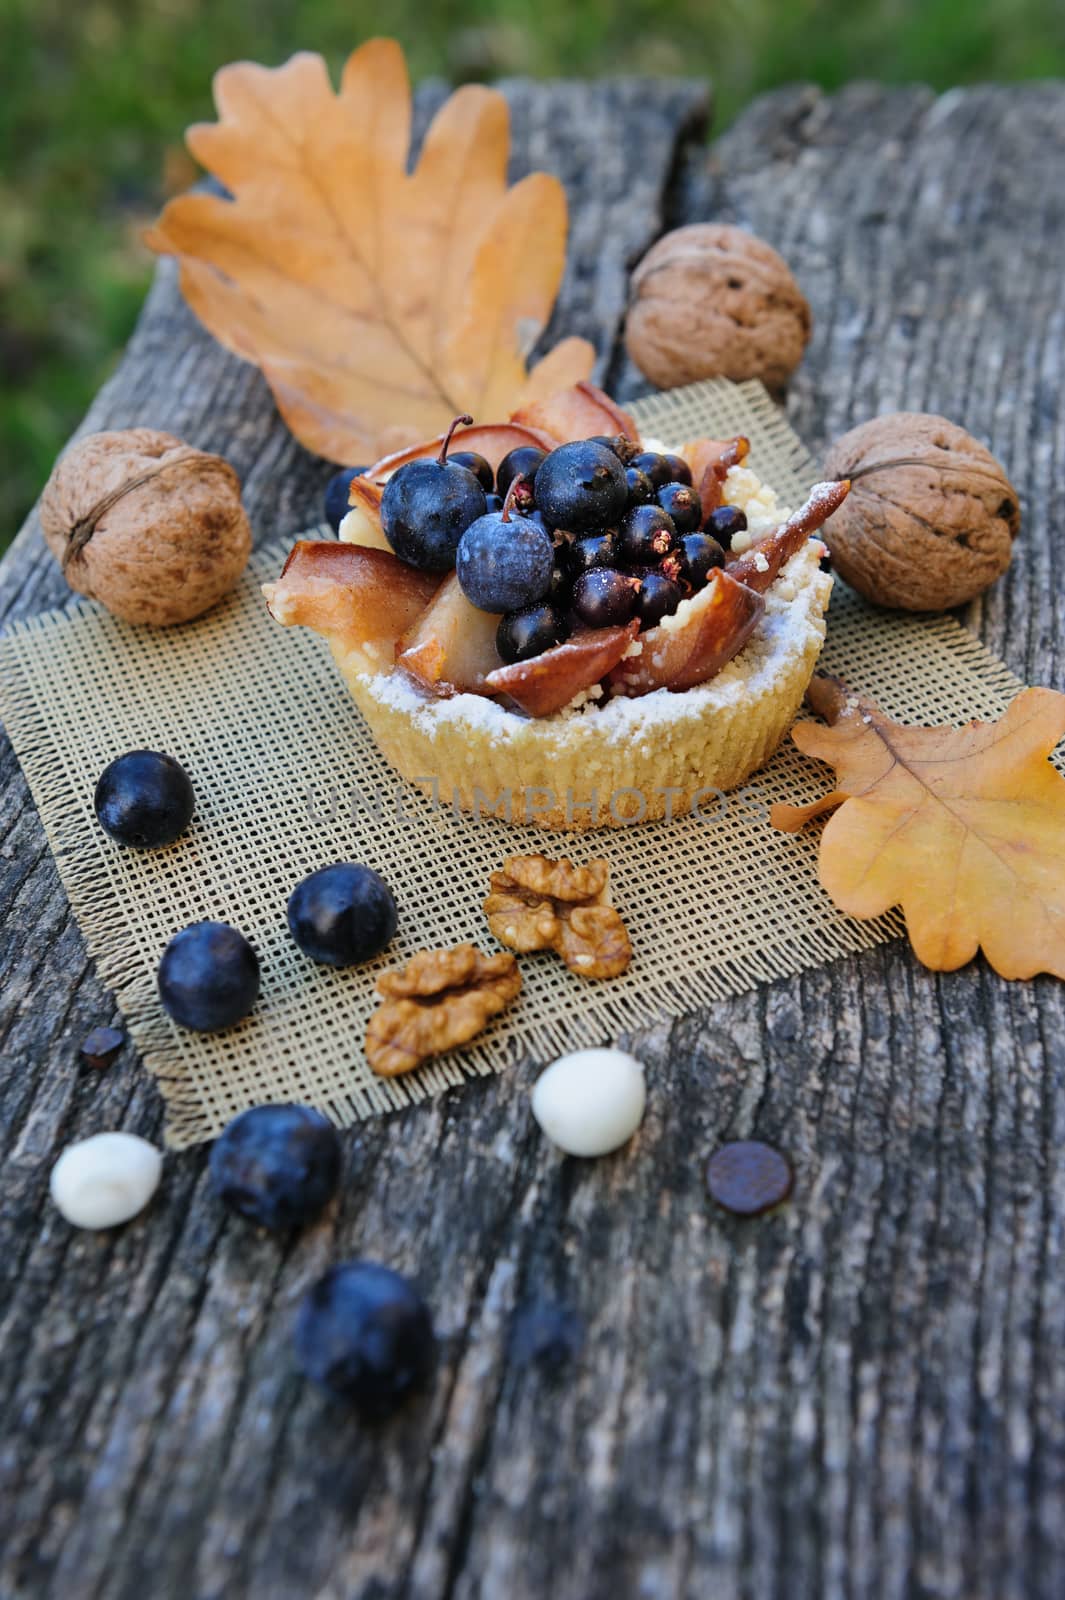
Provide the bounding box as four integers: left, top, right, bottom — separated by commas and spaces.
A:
624, 223, 811, 393
821, 413, 1020, 611
40, 428, 251, 625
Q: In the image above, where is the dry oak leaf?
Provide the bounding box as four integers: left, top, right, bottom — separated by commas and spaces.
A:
365, 943, 522, 1078
485, 855, 632, 978
144, 38, 595, 465
771, 675, 1065, 978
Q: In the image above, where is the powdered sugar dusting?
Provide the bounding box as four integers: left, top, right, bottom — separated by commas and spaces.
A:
803, 479, 847, 516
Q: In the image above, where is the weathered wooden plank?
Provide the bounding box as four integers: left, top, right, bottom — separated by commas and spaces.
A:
0, 75, 711, 1600
2, 74, 1065, 1600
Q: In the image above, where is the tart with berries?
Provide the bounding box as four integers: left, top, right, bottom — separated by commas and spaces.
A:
264, 384, 848, 829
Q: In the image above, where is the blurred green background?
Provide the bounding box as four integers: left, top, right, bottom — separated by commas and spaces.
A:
3, 0, 1064, 547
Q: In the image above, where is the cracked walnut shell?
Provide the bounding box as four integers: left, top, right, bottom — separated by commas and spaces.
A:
40, 428, 251, 625
365, 943, 521, 1078
624, 224, 811, 393
484, 855, 632, 979
821, 413, 1020, 610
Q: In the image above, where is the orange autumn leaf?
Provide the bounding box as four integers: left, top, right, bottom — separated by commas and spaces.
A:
144, 39, 595, 464
771, 675, 1065, 979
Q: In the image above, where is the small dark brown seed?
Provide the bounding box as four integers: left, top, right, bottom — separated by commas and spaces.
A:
706, 1140, 793, 1216
79, 1026, 125, 1069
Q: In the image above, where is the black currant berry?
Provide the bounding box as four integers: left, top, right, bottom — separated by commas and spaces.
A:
625, 465, 656, 507
496, 603, 570, 664
456, 478, 555, 613
533, 441, 628, 534
447, 450, 494, 492
572, 567, 639, 628
497, 446, 547, 498
705, 504, 748, 550
380, 415, 487, 571
94, 750, 194, 849
587, 433, 638, 465
617, 503, 677, 566
632, 451, 673, 489
657, 482, 701, 534
661, 453, 692, 486
562, 529, 619, 578
294, 1261, 435, 1417
678, 531, 725, 589
324, 466, 368, 533
635, 570, 684, 627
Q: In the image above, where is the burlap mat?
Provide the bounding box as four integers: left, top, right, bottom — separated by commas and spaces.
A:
0, 380, 1027, 1146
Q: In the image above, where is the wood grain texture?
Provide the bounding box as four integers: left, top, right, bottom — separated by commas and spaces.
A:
2, 75, 1065, 1600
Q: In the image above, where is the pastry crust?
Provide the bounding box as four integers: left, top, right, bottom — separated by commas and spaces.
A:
271, 454, 834, 830
338, 536, 831, 830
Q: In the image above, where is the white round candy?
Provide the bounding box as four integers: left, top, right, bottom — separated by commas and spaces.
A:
530, 1047, 646, 1157
49, 1132, 163, 1230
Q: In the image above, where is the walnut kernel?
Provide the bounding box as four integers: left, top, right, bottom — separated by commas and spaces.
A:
364, 943, 521, 1078
484, 855, 632, 979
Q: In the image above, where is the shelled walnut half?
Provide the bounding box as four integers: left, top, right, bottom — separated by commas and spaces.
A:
484, 855, 632, 979
365, 943, 521, 1078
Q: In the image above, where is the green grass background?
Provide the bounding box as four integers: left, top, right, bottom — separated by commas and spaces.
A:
2, 0, 1063, 547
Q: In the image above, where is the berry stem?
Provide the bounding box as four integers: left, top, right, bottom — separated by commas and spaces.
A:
501, 475, 526, 524
438, 414, 474, 465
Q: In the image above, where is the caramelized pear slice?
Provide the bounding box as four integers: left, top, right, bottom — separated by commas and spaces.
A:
484, 622, 639, 717
338, 506, 393, 552
679, 435, 750, 521
509, 381, 640, 444
726, 479, 850, 593
396, 573, 504, 695
608, 570, 765, 696
263, 541, 440, 671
